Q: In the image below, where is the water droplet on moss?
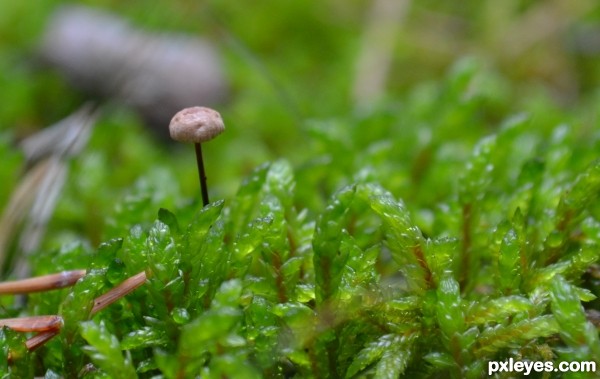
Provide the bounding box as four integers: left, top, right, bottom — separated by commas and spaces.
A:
171, 308, 190, 324
546, 231, 563, 248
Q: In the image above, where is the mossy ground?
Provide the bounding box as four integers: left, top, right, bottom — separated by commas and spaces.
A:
1, 1, 600, 378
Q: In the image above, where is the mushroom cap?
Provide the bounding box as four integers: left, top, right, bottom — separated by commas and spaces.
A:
169, 106, 225, 143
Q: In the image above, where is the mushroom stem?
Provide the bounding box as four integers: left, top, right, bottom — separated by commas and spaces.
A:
195, 143, 209, 206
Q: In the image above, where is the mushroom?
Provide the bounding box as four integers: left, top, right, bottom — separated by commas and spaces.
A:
169, 107, 225, 206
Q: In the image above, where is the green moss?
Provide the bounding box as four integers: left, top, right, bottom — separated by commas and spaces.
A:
1, 2, 600, 378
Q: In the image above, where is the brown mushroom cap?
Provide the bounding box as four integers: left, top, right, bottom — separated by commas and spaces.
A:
169, 106, 225, 143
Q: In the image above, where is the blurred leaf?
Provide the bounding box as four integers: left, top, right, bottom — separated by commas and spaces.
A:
95, 238, 123, 263
313, 185, 356, 303
359, 183, 430, 294
497, 228, 522, 294
60, 268, 105, 376
436, 275, 465, 342
179, 280, 243, 356
345, 333, 416, 379
80, 320, 137, 379
227, 163, 270, 235
466, 296, 531, 324
475, 315, 559, 357
158, 208, 180, 235
121, 326, 168, 350
146, 220, 179, 286
550, 275, 600, 361
1, 327, 29, 378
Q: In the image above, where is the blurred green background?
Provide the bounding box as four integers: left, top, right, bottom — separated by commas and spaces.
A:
1, 0, 600, 258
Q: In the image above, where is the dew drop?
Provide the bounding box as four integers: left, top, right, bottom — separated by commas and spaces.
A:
171, 307, 190, 324
546, 231, 563, 248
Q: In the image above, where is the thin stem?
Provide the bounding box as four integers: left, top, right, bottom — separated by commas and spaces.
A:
91, 271, 147, 315
0, 270, 86, 294
195, 143, 209, 206
0, 315, 62, 332
24, 329, 60, 352
3, 270, 148, 357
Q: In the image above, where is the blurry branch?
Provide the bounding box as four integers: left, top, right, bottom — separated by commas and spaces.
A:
352, 0, 411, 109
498, 0, 595, 60
0, 104, 98, 278
20, 104, 96, 164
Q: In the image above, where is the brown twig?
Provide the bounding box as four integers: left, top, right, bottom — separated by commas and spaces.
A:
0, 315, 62, 333
6, 318, 62, 361
25, 329, 61, 352
0, 270, 148, 358
0, 270, 86, 294
90, 271, 147, 315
